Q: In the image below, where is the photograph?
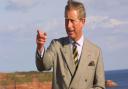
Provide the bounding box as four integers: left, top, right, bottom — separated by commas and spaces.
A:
0, 0, 128, 89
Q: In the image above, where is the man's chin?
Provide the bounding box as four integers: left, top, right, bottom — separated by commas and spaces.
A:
68, 36, 75, 40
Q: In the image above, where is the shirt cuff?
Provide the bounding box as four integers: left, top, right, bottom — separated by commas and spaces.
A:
37, 48, 45, 58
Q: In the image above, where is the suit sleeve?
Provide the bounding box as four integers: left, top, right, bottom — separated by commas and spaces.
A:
35, 39, 57, 71
91, 48, 106, 89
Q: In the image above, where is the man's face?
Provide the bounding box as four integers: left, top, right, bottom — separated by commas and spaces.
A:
65, 9, 85, 41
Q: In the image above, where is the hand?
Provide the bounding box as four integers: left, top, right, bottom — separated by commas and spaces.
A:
36, 30, 47, 51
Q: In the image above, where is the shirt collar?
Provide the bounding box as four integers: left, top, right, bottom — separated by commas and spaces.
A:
77, 35, 84, 46
69, 35, 84, 46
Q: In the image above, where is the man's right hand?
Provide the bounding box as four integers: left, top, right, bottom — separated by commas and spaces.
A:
36, 30, 47, 52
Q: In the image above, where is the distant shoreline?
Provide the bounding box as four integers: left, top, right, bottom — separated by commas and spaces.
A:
1, 68, 128, 73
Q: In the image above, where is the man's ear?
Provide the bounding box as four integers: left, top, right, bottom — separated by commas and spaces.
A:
82, 18, 86, 24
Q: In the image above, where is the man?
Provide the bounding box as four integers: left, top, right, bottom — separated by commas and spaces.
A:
36, 0, 105, 89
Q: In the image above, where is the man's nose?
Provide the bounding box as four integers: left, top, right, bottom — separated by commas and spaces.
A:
67, 20, 73, 28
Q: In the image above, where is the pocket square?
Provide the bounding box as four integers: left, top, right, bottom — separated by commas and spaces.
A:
88, 61, 95, 66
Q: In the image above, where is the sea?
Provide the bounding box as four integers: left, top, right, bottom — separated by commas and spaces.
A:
105, 69, 128, 89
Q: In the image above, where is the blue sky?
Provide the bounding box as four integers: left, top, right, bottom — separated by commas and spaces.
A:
0, 0, 128, 72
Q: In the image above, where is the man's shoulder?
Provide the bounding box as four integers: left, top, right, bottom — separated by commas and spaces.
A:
85, 39, 101, 50
51, 37, 69, 46
53, 37, 68, 42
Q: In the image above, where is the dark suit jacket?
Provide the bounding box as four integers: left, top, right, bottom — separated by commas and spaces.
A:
36, 37, 105, 89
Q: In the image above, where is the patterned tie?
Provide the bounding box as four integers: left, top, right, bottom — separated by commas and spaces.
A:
73, 42, 78, 66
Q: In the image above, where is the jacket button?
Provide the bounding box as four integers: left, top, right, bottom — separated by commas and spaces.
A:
85, 79, 87, 82
62, 75, 65, 78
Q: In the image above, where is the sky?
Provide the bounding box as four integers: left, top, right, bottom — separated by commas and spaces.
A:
0, 0, 128, 72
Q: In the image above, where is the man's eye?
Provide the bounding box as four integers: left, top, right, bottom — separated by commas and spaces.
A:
70, 20, 73, 22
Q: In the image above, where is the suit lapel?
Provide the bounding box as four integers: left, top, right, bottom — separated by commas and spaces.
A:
77, 39, 91, 74
69, 39, 92, 87
61, 38, 76, 76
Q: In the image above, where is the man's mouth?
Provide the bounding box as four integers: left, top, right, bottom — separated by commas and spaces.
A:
68, 30, 74, 35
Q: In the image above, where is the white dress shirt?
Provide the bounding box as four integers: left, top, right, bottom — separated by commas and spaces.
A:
70, 35, 84, 60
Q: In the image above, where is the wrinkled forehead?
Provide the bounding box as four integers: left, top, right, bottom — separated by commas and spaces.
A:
65, 9, 79, 20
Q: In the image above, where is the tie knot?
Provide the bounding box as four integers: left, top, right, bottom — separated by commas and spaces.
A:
73, 41, 77, 46
72, 43, 77, 49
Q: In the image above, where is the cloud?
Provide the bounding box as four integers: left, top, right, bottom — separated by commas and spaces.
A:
103, 35, 128, 51
5, 0, 41, 10
86, 16, 128, 29
36, 18, 64, 32
86, 15, 128, 52
9, 0, 35, 6
104, 18, 128, 28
